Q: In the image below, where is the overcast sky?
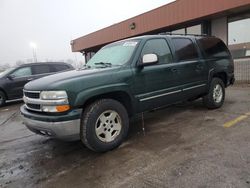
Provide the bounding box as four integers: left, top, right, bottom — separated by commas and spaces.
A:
0, 0, 174, 65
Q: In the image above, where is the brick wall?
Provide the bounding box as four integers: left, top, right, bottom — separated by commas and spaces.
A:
234, 58, 250, 83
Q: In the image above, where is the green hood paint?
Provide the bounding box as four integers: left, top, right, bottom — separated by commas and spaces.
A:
24, 66, 134, 107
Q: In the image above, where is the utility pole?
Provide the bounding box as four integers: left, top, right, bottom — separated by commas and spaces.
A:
30, 42, 37, 62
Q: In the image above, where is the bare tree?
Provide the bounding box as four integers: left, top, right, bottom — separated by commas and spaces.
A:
66, 59, 76, 68
16, 60, 25, 66
0, 63, 10, 72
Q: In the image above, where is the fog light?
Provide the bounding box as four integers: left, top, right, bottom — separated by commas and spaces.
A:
42, 105, 70, 112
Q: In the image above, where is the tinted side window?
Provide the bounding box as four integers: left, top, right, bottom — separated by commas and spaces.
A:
11, 67, 32, 78
32, 65, 51, 75
197, 37, 230, 58
53, 64, 70, 72
141, 39, 173, 64
172, 38, 199, 61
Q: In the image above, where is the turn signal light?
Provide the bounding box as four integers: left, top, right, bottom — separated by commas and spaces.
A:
56, 105, 70, 112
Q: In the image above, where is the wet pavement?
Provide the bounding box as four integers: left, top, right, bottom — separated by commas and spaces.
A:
0, 86, 250, 188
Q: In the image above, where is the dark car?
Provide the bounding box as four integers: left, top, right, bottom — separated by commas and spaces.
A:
21, 35, 234, 152
0, 62, 74, 106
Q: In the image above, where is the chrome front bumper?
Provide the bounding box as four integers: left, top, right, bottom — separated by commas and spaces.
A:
22, 115, 81, 141
20, 104, 82, 141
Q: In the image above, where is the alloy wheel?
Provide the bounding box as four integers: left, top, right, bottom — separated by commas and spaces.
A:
95, 110, 122, 142
213, 84, 223, 103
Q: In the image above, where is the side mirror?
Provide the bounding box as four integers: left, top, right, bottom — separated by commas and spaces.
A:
7, 75, 15, 80
141, 54, 158, 66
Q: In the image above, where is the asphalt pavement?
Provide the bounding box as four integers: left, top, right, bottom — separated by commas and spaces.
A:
0, 85, 250, 188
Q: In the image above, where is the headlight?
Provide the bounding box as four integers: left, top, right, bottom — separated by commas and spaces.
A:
40, 91, 68, 100
40, 91, 70, 112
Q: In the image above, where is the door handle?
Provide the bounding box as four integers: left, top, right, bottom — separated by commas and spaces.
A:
196, 65, 203, 70
171, 68, 178, 73
27, 78, 34, 81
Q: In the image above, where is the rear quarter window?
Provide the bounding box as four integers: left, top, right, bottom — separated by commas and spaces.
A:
197, 37, 230, 58
52, 64, 71, 72
32, 65, 51, 75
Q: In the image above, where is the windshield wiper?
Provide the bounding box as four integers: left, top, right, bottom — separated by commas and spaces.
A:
94, 62, 112, 67
84, 65, 92, 68
79, 64, 91, 70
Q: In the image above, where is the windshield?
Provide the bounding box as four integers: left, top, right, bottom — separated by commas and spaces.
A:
0, 68, 14, 78
87, 40, 139, 67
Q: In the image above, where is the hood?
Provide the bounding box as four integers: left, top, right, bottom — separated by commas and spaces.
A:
24, 67, 118, 91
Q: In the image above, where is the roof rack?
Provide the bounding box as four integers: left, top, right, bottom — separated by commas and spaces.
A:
158, 32, 211, 37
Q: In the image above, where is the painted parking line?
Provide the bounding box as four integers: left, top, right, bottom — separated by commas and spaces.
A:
223, 112, 250, 128
1, 108, 9, 112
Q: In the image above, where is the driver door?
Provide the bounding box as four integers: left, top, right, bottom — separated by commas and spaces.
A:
132, 38, 182, 112
5, 66, 34, 99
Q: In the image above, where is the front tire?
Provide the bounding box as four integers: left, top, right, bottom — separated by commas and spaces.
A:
80, 99, 129, 152
0, 91, 6, 107
203, 78, 225, 109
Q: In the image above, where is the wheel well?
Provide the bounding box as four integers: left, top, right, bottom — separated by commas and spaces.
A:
0, 88, 8, 100
213, 72, 227, 87
82, 91, 133, 117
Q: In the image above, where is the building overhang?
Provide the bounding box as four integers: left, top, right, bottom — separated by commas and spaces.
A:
71, 0, 250, 53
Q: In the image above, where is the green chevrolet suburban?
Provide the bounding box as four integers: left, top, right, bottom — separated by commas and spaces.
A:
21, 35, 234, 152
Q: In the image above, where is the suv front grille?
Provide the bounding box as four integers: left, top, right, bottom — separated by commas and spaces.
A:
23, 90, 41, 112
24, 91, 40, 99
26, 103, 41, 110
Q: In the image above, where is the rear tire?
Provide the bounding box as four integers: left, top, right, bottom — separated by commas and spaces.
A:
203, 78, 225, 109
80, 99, 129, 152
0, 91, 6, 107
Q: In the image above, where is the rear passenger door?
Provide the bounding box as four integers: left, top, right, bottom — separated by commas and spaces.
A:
171, 37, 208, 99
